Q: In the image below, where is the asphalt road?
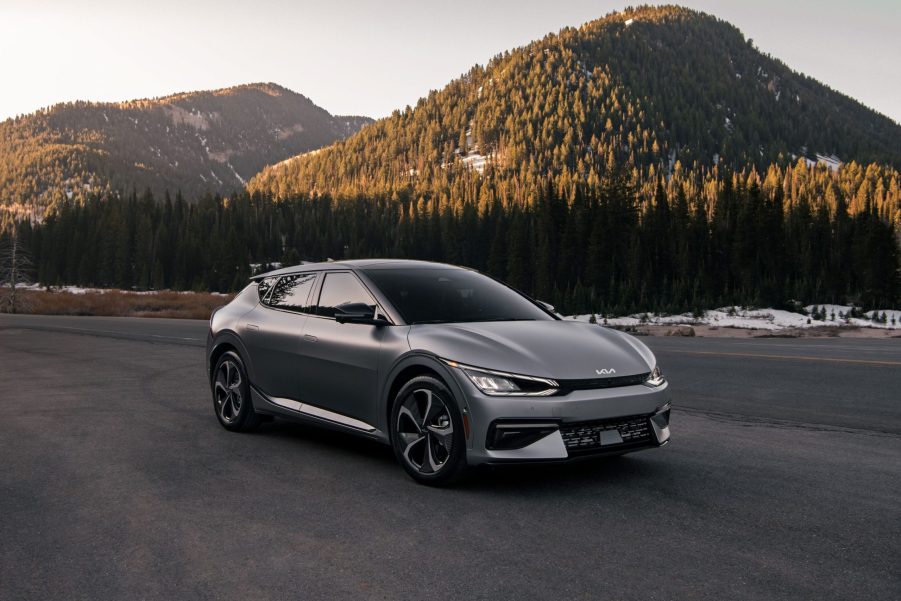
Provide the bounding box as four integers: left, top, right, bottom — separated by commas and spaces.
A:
1, 314, 899, 600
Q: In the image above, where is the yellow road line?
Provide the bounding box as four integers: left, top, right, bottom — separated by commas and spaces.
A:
658, 349, 901, 367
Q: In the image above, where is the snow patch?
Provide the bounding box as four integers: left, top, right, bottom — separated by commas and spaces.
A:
275, 123, 305, 140
226, 162, 245, 185
566, 305, 901, 330
164, 105, 211, 130
461, 153, 488, 173
804, 153, 842, 171
249, 262, 283, 275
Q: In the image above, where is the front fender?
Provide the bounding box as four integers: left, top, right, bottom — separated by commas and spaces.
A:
379, 351, 472, 447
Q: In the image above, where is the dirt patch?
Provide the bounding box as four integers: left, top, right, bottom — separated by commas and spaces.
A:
7, 289, 232, 320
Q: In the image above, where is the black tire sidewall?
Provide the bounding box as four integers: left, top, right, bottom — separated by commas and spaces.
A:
212, 351, 257, 431
390, 375, 468, 485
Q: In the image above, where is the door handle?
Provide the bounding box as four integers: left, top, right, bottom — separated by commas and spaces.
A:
303, 334, 318, 342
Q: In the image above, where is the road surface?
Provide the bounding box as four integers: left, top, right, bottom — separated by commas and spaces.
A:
1, 314, 899, 600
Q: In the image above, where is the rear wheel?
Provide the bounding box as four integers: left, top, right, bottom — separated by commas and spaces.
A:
390, 375, 468, 485
212, 351, 261, 432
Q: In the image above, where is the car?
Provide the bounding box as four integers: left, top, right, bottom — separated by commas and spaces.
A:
207, 259, 671, 485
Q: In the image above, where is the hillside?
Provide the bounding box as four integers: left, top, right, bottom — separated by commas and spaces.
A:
6, 5, 900, 312
248, 5, 901, 201
0, 83, 371, 216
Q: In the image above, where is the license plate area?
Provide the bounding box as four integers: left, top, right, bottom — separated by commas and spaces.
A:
599, 429, 624, 445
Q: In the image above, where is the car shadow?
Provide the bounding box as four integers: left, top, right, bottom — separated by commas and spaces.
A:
256, 418, 397, 463
461, 454, 668, 492
254, 417, 667, 492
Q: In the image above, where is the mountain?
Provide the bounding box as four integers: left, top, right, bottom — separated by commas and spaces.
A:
247, 5, 901, 201
6, 5, 900, 310
0, 83, 371, 216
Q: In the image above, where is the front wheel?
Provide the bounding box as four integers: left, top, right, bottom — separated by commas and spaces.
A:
390, 375, 468, 485
212, 351, 261, 432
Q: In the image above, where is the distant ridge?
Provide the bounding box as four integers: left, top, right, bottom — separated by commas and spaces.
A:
0, 82, 372, 216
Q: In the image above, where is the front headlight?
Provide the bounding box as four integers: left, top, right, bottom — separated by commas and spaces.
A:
441, 359, 558, 396
644, 365, 666, 387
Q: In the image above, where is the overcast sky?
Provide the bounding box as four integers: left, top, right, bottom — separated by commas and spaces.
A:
1, 0, 898, 123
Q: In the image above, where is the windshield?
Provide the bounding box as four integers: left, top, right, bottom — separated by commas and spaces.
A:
363, 268, 554, 325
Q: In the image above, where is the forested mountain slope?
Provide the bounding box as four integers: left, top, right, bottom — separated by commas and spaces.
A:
248, 5, 901, 202
5, 6, 900, 312
0, 83, 371, 217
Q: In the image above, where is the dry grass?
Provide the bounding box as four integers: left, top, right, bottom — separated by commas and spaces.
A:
10, 288, 234, 320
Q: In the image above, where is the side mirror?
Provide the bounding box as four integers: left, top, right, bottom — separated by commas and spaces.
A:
536, 300, 555, 313
335, 303, 389, 326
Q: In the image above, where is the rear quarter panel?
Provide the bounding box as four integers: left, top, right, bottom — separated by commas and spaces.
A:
208, 284, 261, 381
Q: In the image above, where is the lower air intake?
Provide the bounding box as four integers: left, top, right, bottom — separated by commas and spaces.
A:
560, 415, 653, 453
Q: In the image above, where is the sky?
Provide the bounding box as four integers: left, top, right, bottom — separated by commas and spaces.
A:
0, 0, 899, 123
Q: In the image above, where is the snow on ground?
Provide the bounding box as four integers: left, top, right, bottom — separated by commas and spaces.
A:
13, 284, 228, 296
461, 152, 488, 173
566, 305, 901, 330
226, 161, 246, 185
249, 262, 283, 275
804, 153, 842, 171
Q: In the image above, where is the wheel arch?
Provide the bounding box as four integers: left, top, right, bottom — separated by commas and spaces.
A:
208, 331, 255, 385
380, 353, 468, 438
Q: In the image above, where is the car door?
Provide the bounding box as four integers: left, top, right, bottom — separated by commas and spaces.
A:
297, 271, 386, 427
239, 272, 318, 399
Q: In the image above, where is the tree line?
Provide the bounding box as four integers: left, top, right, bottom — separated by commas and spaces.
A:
7, 158, 898, 316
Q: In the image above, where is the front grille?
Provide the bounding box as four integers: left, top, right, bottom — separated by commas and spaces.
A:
560, 415, 653, 453
555, 372, 650, 391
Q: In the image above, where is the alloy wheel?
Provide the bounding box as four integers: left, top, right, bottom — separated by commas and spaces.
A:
395, 388, 454, 474
214, 359, 244, 423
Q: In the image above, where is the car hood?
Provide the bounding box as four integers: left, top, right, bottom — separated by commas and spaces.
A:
408, 320, 655, 380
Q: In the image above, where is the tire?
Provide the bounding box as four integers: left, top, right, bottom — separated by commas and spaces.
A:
390, 375, 468, 486
211, 351, 262, 432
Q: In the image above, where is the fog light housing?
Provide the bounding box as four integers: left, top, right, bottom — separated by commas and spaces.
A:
486, 421, 559, 450
650, 403, 671, 444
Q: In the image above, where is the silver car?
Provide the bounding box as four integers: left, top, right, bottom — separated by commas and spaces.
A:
207, 260, 671, 485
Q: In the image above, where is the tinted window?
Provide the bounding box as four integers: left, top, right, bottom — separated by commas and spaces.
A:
257, 276, 277, 301
363, 268, 553, 324
267, 273, 317, 312
316, 272, 376, 318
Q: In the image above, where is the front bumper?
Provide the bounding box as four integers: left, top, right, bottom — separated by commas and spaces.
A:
450, 371, 672, 465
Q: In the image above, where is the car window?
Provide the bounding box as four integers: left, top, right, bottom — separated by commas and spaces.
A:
256, 276, 277, 301
316, 272, 376, 318
362, 268, 553, 324
266, 273, 317, 313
